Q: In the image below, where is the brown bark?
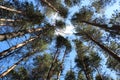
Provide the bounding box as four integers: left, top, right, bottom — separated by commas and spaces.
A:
0, 27, 43, 41
0, 18, 21, 22
0, 36, 39, 57
46, 48, 60, 80
81, 57, 91, 80
57, 50, 67, 80
0, 5, 22, 14
83, 31, 120, 62
0, 49, 37, 78
41, 0, 59, 12
81, 20, 120, 34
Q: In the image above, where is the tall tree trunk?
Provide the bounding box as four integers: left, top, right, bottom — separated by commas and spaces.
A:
81, 57, 91, 80
81, 20, 120, 35
0, 49, 37, 78
57, 50, 67, 80
0, 27, 43, 41
41, 0, 58, 12
0, 36, 39, 58
83, 31, 120, 62
0, 18, 21, 22
46, 48, 60, 80
0, 5, 22, 14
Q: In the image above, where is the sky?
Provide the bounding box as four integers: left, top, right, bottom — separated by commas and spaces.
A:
0, 0, 120, 80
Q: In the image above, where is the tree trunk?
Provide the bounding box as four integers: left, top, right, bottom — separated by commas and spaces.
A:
0, 49, 37, 78
0, 5, 22, 14
0, 27, 43, 41
84, 31, 120, 62
0, 36, 39, 58
41, 0, 58, 12
46, 48, 60, 80
0, 18, 21, 22
81, 20, 120, 35
57, 50, 67, 80
81, 57, 91, 80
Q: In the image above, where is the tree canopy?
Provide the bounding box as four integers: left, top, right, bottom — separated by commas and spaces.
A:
0, 0, 120, 80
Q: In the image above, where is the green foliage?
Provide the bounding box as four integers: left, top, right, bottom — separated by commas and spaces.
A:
32, 53, 60, 79
58, 6, 68, 18
32, 39, 48, 52
56, 35, 71, 53
75, 40, 101, 79
55, 20, 66, 29
72, 6, 94, 23
95, 74, 114, 80
65, 70, 76, 80
9, 67, 30, 80
77, 72, 85, 80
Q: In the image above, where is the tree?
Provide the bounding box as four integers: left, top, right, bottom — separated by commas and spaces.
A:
0, 1, 44, 29
65, 70, 76, 80
32, 53, 60, 80
75, 29, 120, 62
56, 35, 71, 80
71, 6, 120, 35
0, 49, 37, 78
0, 27, 43, 41
0, 5, 22, 13
75, 40, 102, 80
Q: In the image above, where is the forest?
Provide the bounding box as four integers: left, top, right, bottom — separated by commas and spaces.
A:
0, 0, 120, 80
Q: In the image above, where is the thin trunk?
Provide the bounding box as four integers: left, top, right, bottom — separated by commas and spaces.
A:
0, 5, 22, 14
57, 50, 67, 80
0, 27, 43, 41
0, 49, 37, 78
81, 57, 91, 80
46, 48, 60, 80
0, 36, 39, 57
41, 0, 58, 12
0, 18, 21, 22
81, 21, 120, 35
84, 31, 120, 62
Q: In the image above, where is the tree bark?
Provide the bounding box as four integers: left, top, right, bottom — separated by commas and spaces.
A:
0, 27, 43, 41
83, 31, 120, 62
0, 36, 39, 58
0, 5, 22, 14
0, 18, 21, 22
41, 0, 59, 12
0, 49, 37, 78
81, 57, 91, 80
81, 20, 120, 35
57, 50, 67, 80
46, 48, 60, 80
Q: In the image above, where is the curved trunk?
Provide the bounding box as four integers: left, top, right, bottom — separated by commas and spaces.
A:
84, 31, 120, 62
0, 36, 39, 58
0, 27, 43, 41
0, 5, 22, 14
41, 0, 58, 12
81, 20, 120, 35
0, 49, 37, 78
